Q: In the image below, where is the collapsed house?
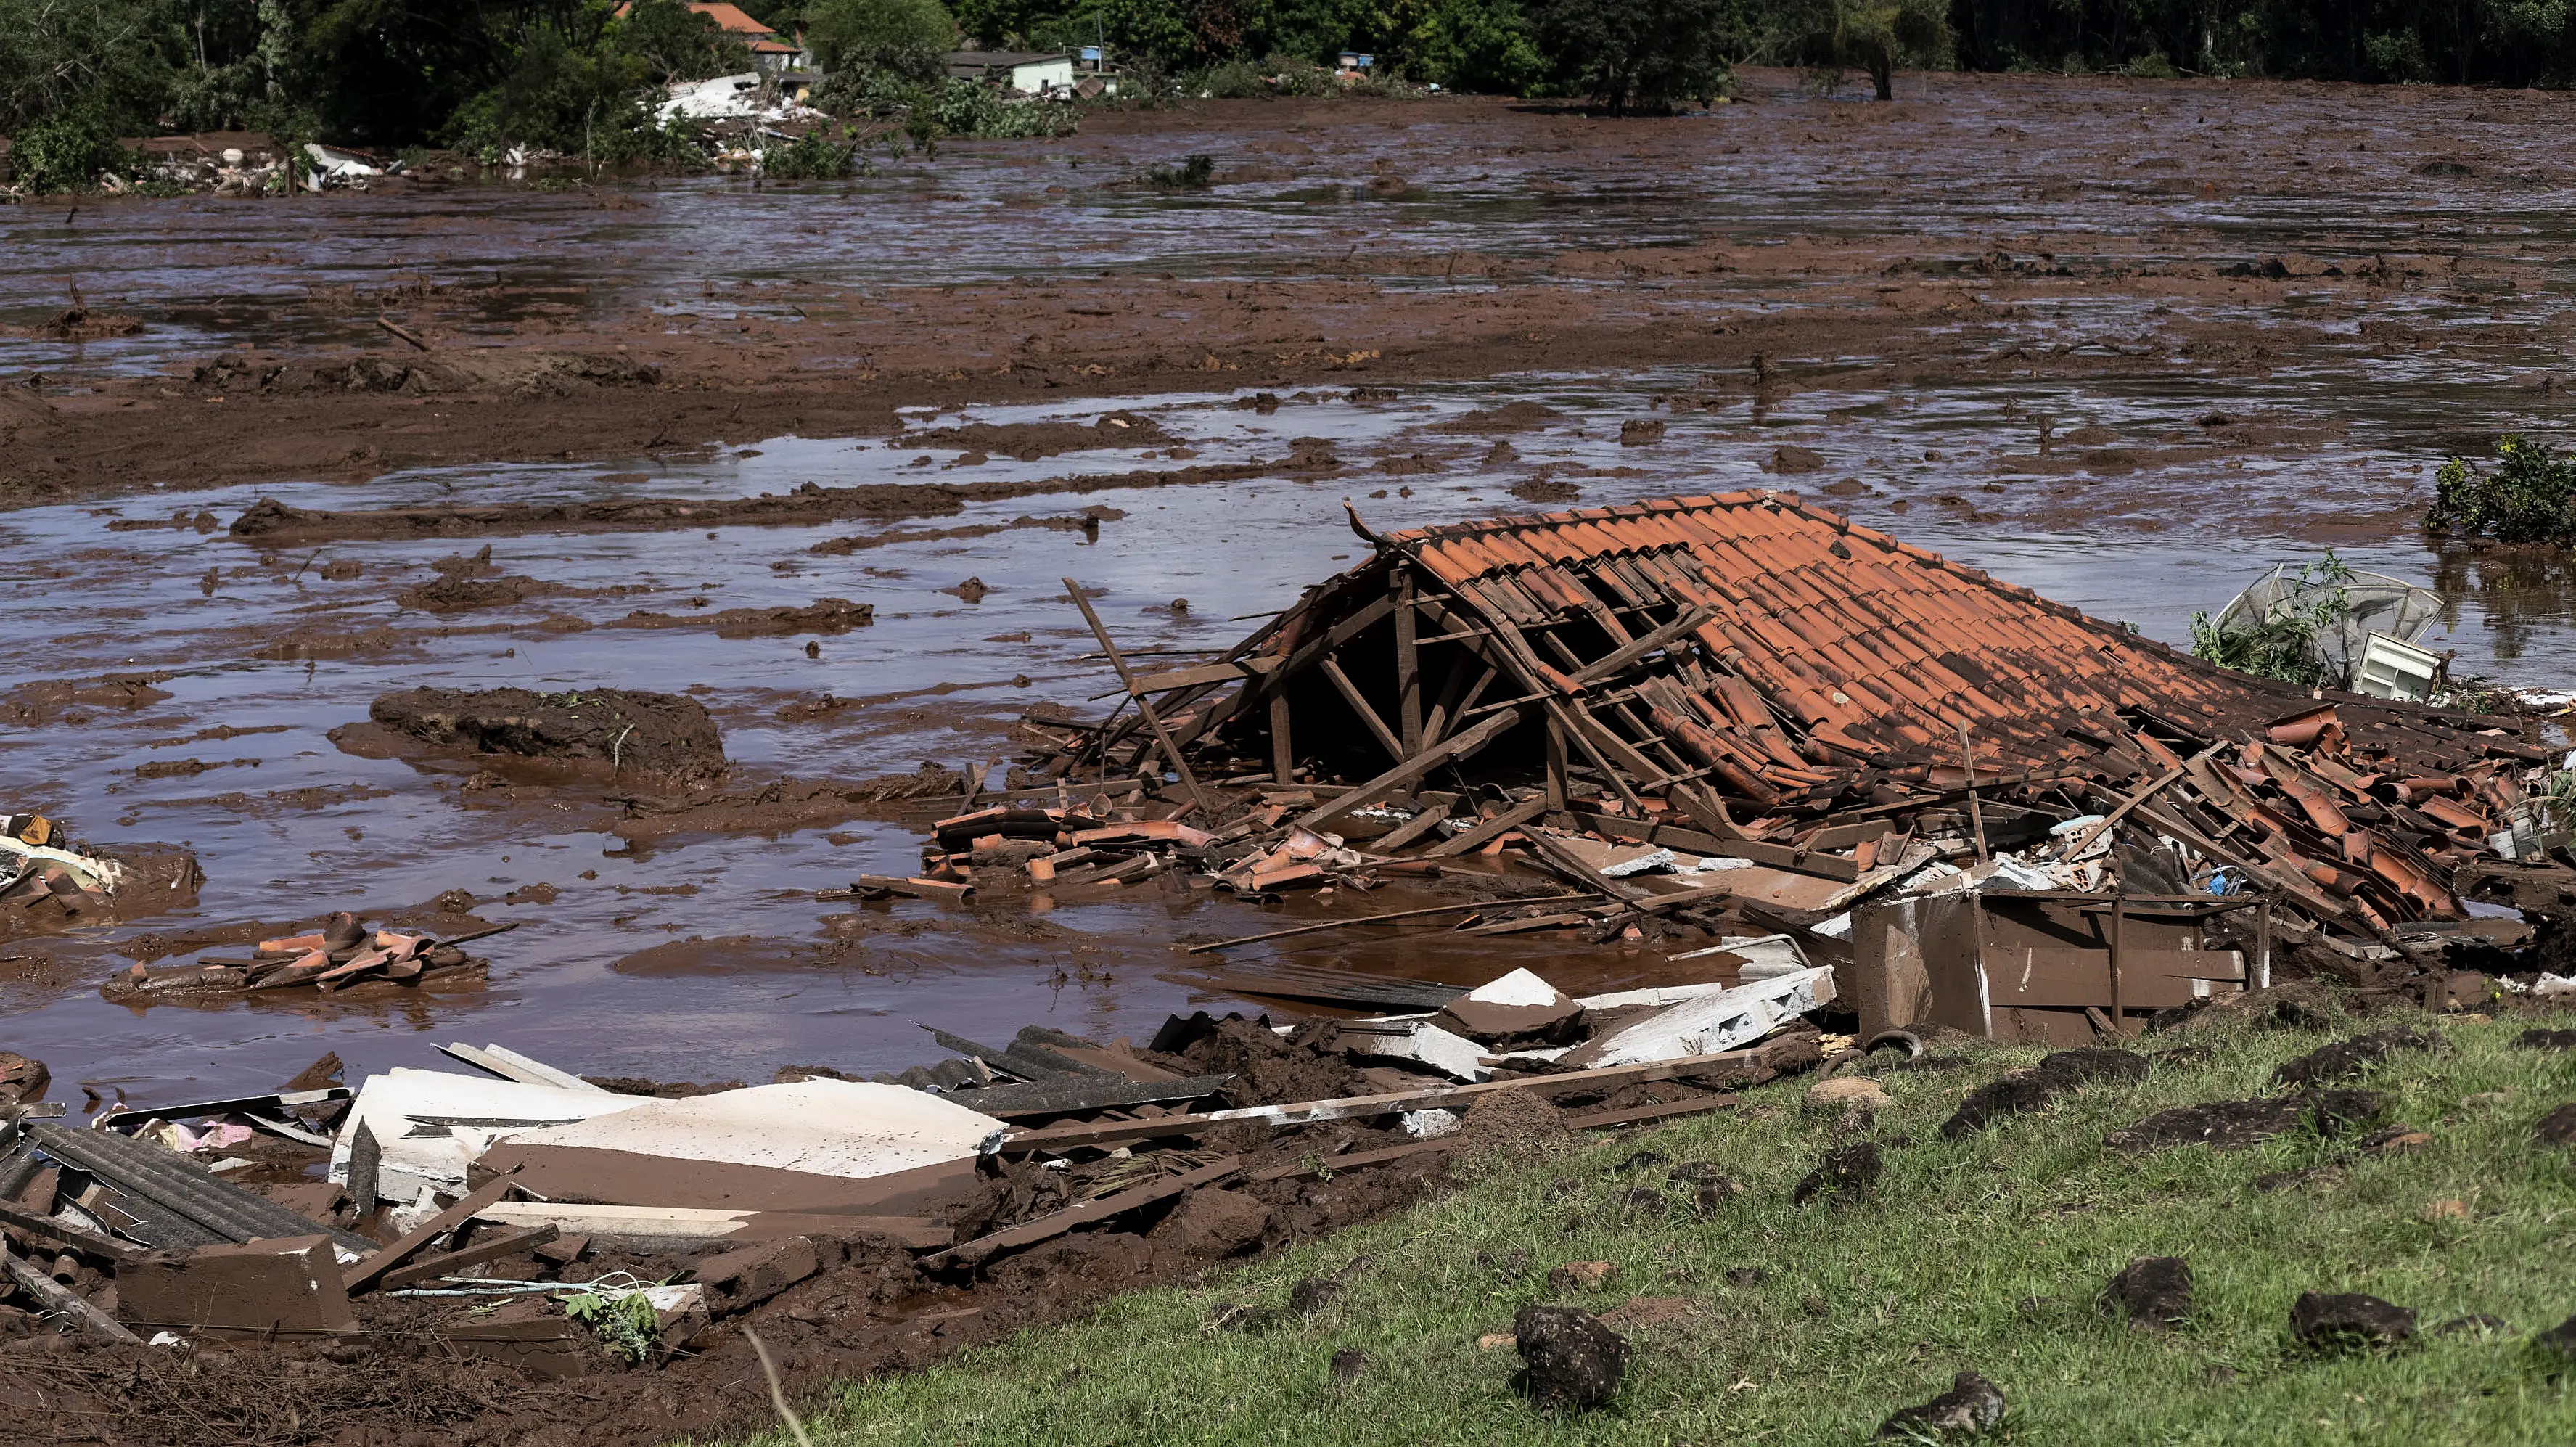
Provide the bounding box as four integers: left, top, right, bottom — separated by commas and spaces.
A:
993, 491, 2575, 1042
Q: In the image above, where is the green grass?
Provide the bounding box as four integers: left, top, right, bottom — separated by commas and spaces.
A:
724, 1007, 2576, 1445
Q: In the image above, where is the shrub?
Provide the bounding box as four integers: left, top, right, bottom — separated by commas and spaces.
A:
10, 110, 124, 192
2427, 435, 2576, 546
1193, 59, 1269, 97
927, 77, 1078, 137
1522, 0, 1735, 112
1145, 152, 1214, 189
763, 128, 856, 177
806, 0, 959, 70
2188, 552, 2355, 688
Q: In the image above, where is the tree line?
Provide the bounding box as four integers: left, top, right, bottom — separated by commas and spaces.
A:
5, 0, 2576, 163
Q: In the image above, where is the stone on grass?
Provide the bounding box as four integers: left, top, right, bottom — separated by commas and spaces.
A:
2291, 1291, 2415, 1352
1876, 1371, 2006, 1438
2516, 1029, 2576, 1052
1513, 1304, 1629, 1412
1807, 1077, 1890, 1115
2104, 1257, 2192, 1330
2534, 1313, 2576, 1361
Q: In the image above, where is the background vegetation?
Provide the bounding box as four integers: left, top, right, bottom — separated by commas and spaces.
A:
11, 0, 2576, 178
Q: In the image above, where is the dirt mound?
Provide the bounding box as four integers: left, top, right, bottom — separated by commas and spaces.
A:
1451, 1086, 1574, 1172
898, 414, 1178, 459
607, 598, 875, 637
365, 686, 725, 780
2273, 1028, 2448, 1086
1, 673, 173, 726
395, 573, 562, 612
1433, 401, 1561, 434
2107, 1088, 2384, 1151
1164, 1015, 1374, 1110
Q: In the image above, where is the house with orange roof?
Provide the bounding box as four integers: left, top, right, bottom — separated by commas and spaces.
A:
615, 2, 808, 74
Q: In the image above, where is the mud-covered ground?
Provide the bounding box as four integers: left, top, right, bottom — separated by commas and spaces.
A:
4, 69, 2576, 1152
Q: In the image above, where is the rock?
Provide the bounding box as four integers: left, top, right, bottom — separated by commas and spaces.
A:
2105, 1257, 2192, 1330
2535, 1104, 2576, 1147
1793, 1141, 1882, 1205
2273, 1029, 2448, 1087
0, 1052, 49, 1107
1877, 1371, 2007, 1438
1513, 1304, 1629, 1411
1807, 1078, 1890, 1115
2291, 1291, 2415, 1351
1147, 1186, 1272, 1258
2516, 1029, 2576, 1052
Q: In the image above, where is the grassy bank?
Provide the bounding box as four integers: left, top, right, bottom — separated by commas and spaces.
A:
725, 1003, 2576, 1445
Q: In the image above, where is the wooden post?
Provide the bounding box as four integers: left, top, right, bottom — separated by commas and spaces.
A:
1957, 721, 1990, 864
1268, 692, 1294, 785
2108, 893, 2126, 1036
1395, 569, 1423, 756
1545, 713, 1568, 812
2254, 896, 2272, 990
1064, 578, 1213, 813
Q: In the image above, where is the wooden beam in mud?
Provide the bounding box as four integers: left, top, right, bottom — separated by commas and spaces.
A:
1065, 576, 1212, 813
1295, 703, 1533, 836
997, 1046, 1770, 1155
1395, 567, 1424, 755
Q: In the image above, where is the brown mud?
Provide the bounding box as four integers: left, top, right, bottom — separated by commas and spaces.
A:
9, 72, 2576, 521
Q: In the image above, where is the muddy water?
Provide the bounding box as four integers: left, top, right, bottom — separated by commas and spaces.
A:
6, 354, 2573, 1107
11, 70, 2576, 1105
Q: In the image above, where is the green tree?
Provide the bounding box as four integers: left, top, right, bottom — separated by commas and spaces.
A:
1777, 0, 1949, 99
0, 0, 187, 133
805, 0, 956, 70
1522, 0, 1738, 112
1405, 0, 1543, 92
615, 0, 751, 81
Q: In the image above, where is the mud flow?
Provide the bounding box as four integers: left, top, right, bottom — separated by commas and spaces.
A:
7, 70, 2576, 1103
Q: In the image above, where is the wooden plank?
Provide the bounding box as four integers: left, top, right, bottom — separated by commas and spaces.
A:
1369, 792, 1458, 853
950, 1073, 1234, 1117
1244, 1093, 1739, 1182
1395, 570, 1424, 755
1299, 704, 1532, 835
1980, 948, 2244, 1009
1186, 893, 1592, 954
1570, 809, 1860, 882
926, 1157, 1242, 1268
999, 1046, 1768, 1155
440, 1043, 612, 1094
1321, 657, 1407, 763
1422, 795, 1550, 858
1, 1242, 138, 1342
1066, 575, 1212, 813
1564, 605, 1718, 687
343, 1171, 520, 1296
0, 1200, 143, 1265
1268, 692, 1295, 785
1131, 659, 1273, 694
376, 1223, 559, 1292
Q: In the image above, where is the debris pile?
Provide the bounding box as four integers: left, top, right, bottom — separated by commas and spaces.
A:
0, 814, 122, 924
102, 911, 509, 1001
956, 493, 2576, 1040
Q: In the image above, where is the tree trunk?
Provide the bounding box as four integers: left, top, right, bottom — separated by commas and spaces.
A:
1870, 55, 1893, 101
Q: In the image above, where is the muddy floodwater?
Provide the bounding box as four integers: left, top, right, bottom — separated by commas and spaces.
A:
7, 69, 2576, 1107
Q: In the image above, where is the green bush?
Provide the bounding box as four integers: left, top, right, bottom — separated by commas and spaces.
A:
10, 110, 123, 192
2427, 435, 2576, 546
1522, 0, 1737, 112
927, 77, 1078, 136
1192, 59, 1270, 97
763, 128, 858, 177
1144, 152, 1214, 189
2187, 552, 2355, 687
